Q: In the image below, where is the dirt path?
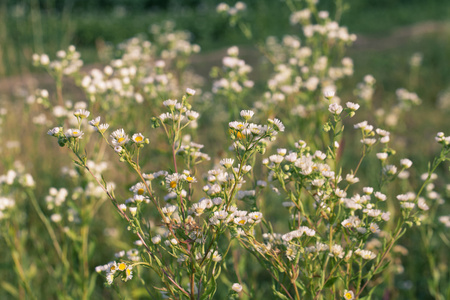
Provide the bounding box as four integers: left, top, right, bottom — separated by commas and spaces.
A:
0, 21, 449, 96
352, 21, 450, 51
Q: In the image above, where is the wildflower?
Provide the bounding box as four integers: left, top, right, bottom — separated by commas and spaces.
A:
356, 249, 377, 260
323, 88, 335, 100
185, 175, 196, 183
106, 273, 114, 285
117, 262, 127, 272
417, 198, 429, 211
374, 192, 386, 201
438, 216, 450, 227
214, 210, 228, 220
384, 165, 397, 175
361, 138, 376, 146
346, 102, 360, 111
163, 99, 177, 110
235, 1, 246, 11
354, 121, 368, 130
311, 179, 325, 187
166, 173, 182, 191
217, 3, 230, 13
220, 158, 234, 168
335, 188, 347, 198
186, 110, 199, 121
330, 244, 345, 258
162, 204, 177, 217
65, 129, 84, 139
269, 154, 284, 164
40, 54, 50, 65
115, 251, 125, 258
381, 212, 391, 221
129, 133, 144, 144
111, 129, 129, 146
232, 283, 243, 293
240, 110, 254, 120
50, 214, 62, 223
234, 217, 247, 226
98, 123, 109, 133
363, 187, 373, 194
269, 118, 285, 132
186, 88, 196, 96
192, 202, 207, 216
341, 216, 361, 228
47, 127, 62, 136
380, 136, 390, 143
346, 174, 359, 184
343, 290, 354, 300
152, 235, 161, 244
209, 250, 222, 262
240, 165, 252, 173
114, 146, 123, 153
74, 109, 90, 119
124, 266, 133, 281
248, 212, 263, 223
376, 152, 388, 161
118, 204, 127, 212
357, 227, 367, 234
328, 103, 343, 115
89, 117, 101, 128
129, 207, 137, 217
369, 223, 380, 234
400, 158, 413, 169
314, 150, 326, 160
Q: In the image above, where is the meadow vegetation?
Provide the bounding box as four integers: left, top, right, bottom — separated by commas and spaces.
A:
0, 0, 450, 299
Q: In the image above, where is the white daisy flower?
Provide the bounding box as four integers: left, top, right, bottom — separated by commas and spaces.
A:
400, 158, 413, 169
132, 133, 145, 144
269, 118, 285, 132
186, 88, 196, 96
65, 128, 84, 138
346, 102, 360, 111
89, 116, 101, 128
232, 283, 243, 292
240, 110, 254, 120
74, 108, 90, 119
98, 123, 110, 133
328, 103, 343, 115
186, 110, 199, 121
220, 158, 234, 168
111, 128, 129, 146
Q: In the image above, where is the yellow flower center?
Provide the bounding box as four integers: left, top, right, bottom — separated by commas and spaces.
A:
137, 188, 145, 195
73, 131, 79, 135
135, 136, 143, 142
238, 219, 246, 225
344, 292, 352, 299
236, 132, 244, 139
118, 137, 125, 143
110, 265, 116, 272
126, 268, 131, 276
170, 181, 177, 188
186, 176, 193, 182
118, 263, 127, 271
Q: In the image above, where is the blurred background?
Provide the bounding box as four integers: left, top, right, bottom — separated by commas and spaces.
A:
1, 0, 450, 76
1, 0, 450, 163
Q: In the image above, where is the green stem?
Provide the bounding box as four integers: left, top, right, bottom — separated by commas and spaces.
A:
26, 189, 70, 269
